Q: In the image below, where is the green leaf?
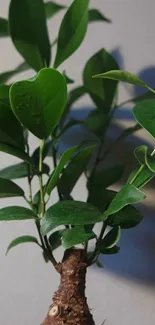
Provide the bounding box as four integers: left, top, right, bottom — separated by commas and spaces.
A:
49, 230, 64, 250
6, 235, 40, 254
133, 99, 155, 139
0, 62, 30, 84
0, 85, 10, 100
0, 162, 49, 179
62, 226, 95, 249
87, 189, 116, 213
9, 0, 51, 71
134, 145, 155, 174
87, 165, 124, 191
0, 178, 24, 198
88, 9, 111, 23
0, 101, 24, 149
10, 68, 67, 139
107, 205, 143, 229
105, 184, 146, 217
96, 259, 104, 268
54, 0, 89, 68
58, 145, 95, 197
0, 18, 9, 37
45, 1, 66, 19
93, 70, 154, 92
0, 143, 31, 164
98, 226, 120, 249
0, 206, 37, 220
83, 49, 119, 111
99, 245, 120, 255
46, 145, 80, 195
127, 166, 154, 189
41, 200, 105, 235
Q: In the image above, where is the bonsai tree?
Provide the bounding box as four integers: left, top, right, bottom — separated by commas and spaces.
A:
0, 1, 155, 324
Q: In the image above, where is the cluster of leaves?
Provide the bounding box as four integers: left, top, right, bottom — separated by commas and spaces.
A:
0, 0, 155, 268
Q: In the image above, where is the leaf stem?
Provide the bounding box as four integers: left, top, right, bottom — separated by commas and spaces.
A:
88, 222, 107, 265
39, 139, 46, 217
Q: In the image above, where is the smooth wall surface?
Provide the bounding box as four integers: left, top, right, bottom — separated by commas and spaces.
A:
0, 1, 155, 324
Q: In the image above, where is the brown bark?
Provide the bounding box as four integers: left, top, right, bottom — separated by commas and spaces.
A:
42, 249, 95, 325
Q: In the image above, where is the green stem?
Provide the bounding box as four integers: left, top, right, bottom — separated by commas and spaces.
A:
129, 164, 145, 184
88, 140, 103, 189
88, 222, 107, 265
39, 139, 46, 217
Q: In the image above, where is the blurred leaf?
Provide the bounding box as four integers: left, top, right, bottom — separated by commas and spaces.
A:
0, 206, 37, 220
45, 1, 66, 19
54, 0, 89, 68
46, 145, 80, 195
9, 0, 51, 71
0, 85, 10, 100
97, 226, 120, 249
89, 9, 111, 23
99, 245, 120, 254
105, 184, 146, 217
0, 162, 49, 179
0, 62, 30, 84
87, 164, 124, 191
6, 235, 40, 254
0, 143, 31, 164
58, 145, 95, 197
0, 178, 24, 197
41, 200, 105, 235
10, 68, 67, 139
49, 230, 64, 250
0, 18, 9, 37
88, 189, 116, 213
133, 99, 155, 139
107, 205, 143, 229
0, 101, 24, 149
84, 110, 108, 137
83, 49, 119, 111
62, 226, 95, 249
96, 259, 104, 268
63, 71, 74, 84
58, 119, 83, 138
93, 70, 154, 93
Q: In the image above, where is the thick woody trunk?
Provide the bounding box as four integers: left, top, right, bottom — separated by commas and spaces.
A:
42, 249, 95, 325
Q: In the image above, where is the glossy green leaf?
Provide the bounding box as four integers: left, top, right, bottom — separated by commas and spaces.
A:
105, 184, 146, 217
0, 62, 30, 84
41, 200, 105, 235
83, 49, 119, 111
49, 230, 64, 250
99, 245, 120, 255
87, 189, 116, 213
0, 85, 10, 100
54, 0, 89, 68
46, 145, 80, 195
0, 206, 37, 220
10, 68, 67, 139
0, 101, 24, 149
58, 145, 95, 197
45, 1, 66, 19
88, 9, 111, 23
9, 0, 51, 71
0, 18, 9, 37
134, 145, 155, 173
98, 226, 120, 249
0, 143, 31, 164
93, 70, 154, 93
127, 166, 154, 189
0, 178, 24, 198
62, 226, 95, 249
6, 235, 40, 254
107, 205, 143, 229
87, 165, 124, 191
0, 162, 49, 179
133, 99, 155, 139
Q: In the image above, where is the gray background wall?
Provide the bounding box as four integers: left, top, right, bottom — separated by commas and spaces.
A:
0, 0, 155, 324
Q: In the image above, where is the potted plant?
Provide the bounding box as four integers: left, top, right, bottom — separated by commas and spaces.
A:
0, 1, 155, 324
